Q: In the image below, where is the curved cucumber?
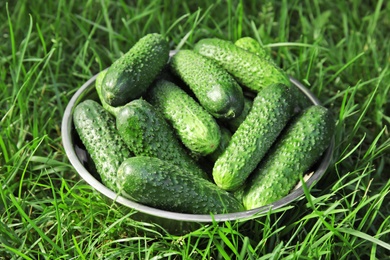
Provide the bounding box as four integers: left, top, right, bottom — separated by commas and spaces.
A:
73, 100, 132, 191
242, 105, 335, 210
212, 83, 296, 191
147, 79, 221, 156
117, 156, 244, 214
115, 99, 208, 179
193, 38, 290, 92
169, 49, 244, 119
102, 33, 169, 107
95, 70, 123, 117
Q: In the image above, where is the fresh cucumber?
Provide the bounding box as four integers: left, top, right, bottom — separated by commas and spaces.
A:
234, 37, 273, 62
169, 49, 244, 119
117, 156, 244, 214
115, 99, 208, 179
193, 38, 290, 92
226, 96, 253, 132
207, 126, 232, 163
242, 105, 335, 210
233, 37, 312, 110
147, 79, 221, 156
73, 100, 132, 191
102, 33, 169, 107
95, 70, 123, 117
212, 83, 296, 191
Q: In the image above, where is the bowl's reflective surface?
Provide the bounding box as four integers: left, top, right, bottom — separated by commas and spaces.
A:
61, 73, 334, 224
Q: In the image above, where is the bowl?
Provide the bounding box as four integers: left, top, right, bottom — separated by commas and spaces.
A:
61, 54, 334, 232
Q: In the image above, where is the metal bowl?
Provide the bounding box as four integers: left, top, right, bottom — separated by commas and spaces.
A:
61, 59, 334, 231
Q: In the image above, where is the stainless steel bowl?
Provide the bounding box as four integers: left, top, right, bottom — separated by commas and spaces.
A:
61, 63, 334, 231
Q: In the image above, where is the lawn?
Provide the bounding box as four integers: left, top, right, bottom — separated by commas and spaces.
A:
1, 0, 389, 259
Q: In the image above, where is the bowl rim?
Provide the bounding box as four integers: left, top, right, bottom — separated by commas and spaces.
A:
61, 73, 334, 223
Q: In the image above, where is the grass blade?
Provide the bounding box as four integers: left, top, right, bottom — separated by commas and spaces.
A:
8, 193, 67, 256
338, 227, 390, 251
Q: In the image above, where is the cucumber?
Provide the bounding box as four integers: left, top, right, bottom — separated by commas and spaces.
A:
115, 99, 208, 179
234, 37, 273, 62
226, 96, 253, 132
73, 100, 132, 191
102, 33, 169, 107
207, 126, 232, 163
212, 83, 296, 191
234, 37, 310, 107
234, 38, 312, 110
147, 79, 221, 156
193, 38, 290, 93
95, 70, 123, 117
169, 49, 244, 119
242, 105, 335, 210
117, 156, 244, 214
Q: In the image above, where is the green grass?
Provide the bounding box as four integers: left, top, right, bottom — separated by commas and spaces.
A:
1, 0, 389, 259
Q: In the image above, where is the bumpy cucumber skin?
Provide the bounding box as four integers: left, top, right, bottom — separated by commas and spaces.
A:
147, 79, 221, 156
117, 156, 244, 214
207, 126, 232, 162
242, 105, 335, 210
234, 37, 273, 62
102, 33, 169, 107
193, 38, 290, 93
234, 38, 312, 111
233, 37, 312, 110
169, 50, 244, 119
226, 96, 253, 132
115, 99, 208, 179
212, 83, 296, 191
95, 70, 123, 117
73, 100, 132, 191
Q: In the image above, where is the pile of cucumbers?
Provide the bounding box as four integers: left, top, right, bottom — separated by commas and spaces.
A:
73, 33, 335, 214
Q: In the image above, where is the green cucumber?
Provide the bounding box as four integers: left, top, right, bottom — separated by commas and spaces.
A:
234, 37, 273, 62
226, 96, 253, 132
169, 49, 244, 119
234, 37, 312, 110
73, 100, 132, 191
147, 79, 221, 156
207, 126, 232, 163
95, 70, 123, 117
115, 99, 208, 179
242, 105, 335, 210
193, 38, 290, 92
117, 156, 244, 214
102, 33, 169, 107
212, 83, 296, 191
233, 37, 312, 108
